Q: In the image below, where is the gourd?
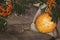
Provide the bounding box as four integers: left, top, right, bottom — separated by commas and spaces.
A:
35, 0, 57, 33
0, 1, 12, 16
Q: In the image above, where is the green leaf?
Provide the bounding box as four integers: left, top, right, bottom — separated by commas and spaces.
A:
0, 17, 7, 32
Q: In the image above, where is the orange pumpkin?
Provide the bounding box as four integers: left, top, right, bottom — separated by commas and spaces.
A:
35, 13, 56, 33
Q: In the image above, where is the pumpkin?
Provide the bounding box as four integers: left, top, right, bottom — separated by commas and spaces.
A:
35, 13, 56, 33
35, 0, 57, 33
